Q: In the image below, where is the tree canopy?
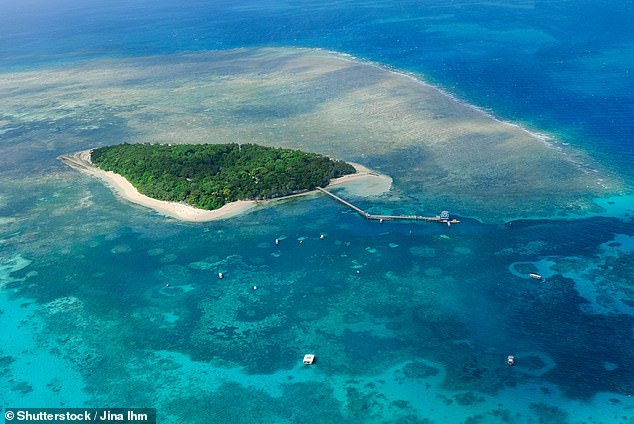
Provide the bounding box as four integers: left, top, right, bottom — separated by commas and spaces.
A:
91, 143, 356, 210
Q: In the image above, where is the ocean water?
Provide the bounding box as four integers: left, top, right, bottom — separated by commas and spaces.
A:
1, 1, 634, 423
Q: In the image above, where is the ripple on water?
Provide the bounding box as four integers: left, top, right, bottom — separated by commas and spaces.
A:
158, 285, 184, 297
512, 351, 556, 376
508, 259, 556, 280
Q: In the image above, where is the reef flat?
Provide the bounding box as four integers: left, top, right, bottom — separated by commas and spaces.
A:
0, 47, 620, 222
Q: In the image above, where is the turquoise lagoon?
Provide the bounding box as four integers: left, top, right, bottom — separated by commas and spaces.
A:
1, 1, 634, 423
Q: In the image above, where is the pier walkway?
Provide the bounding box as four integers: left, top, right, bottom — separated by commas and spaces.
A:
317, 187, 459, 225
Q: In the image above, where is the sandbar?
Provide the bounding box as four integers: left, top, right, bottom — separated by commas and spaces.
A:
59, 150, 392, 222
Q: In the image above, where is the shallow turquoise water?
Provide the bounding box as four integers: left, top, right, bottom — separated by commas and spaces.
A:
1, 1, 634, 423
1, 171, 633, 421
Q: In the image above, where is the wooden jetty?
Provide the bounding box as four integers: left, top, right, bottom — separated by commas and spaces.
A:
317, 187, 459, 225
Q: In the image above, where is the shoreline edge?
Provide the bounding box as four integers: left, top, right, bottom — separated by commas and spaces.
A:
59, 149, 392, 222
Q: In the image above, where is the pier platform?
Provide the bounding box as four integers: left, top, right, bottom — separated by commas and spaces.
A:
317, 187, 459, 225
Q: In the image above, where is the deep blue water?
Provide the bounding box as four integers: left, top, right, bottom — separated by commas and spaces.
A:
2, 1, 634, 422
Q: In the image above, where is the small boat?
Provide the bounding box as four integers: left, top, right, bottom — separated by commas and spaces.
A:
218, 272, 224, 279
529, 273, 542, 280
507, 355, 515, 366
275, 238, 280, 245
303, 354, 315, 365
319, 234, 325, 240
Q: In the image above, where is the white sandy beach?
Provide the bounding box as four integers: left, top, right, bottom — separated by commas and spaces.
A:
59, 150, 392, 222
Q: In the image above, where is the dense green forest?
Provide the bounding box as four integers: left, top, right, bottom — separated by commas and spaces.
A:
91, 143, 356, 210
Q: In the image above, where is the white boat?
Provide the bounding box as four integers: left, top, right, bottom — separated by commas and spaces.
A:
529, 273, 542, 280
507, 355, 515, 366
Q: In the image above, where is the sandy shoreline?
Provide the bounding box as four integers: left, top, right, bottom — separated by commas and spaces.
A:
59, 150, 392, 222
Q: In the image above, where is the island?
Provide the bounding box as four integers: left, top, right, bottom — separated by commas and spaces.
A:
60, 143, 392, 221
92, 143, 356, 209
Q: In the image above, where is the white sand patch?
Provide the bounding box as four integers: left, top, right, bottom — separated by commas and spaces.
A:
59, 151, 391, 222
